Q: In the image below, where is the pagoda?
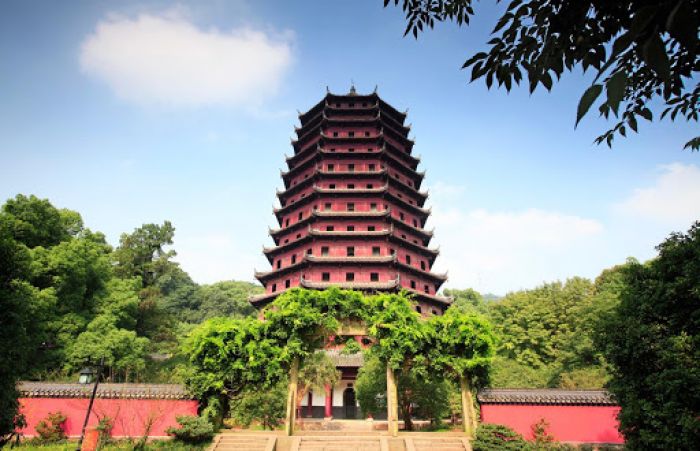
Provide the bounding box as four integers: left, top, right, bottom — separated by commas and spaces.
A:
251, 87, 450, 315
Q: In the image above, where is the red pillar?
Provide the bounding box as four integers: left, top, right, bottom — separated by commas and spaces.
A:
324, 384, 333, 418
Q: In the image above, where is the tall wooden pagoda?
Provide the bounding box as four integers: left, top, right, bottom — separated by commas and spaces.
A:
251, 87, 451, 315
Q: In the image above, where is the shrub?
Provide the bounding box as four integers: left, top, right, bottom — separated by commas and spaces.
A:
96, 416, 114, 447
166, 415, 214, 444
473, 423, 529, 451
34, 411, 67, 443
229, 383, 286, 430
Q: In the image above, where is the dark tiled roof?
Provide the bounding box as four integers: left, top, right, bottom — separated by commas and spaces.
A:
477, 389, 616, 406
17, 382, 193, 400
324, 349, 365, 368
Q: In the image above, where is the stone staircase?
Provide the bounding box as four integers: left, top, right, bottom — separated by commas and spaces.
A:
406, 437, 471, 451
209, 433, 276, 451
292, 435, 386, 451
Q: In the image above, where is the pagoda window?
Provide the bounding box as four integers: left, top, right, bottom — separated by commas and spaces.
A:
347, 225, 355, 231
413, 240, 418, 244
348, 184, 355, 189
322, 272, 330, 281
296, 233, 301, 239
347, 246, 355, 256
372, 246, 380, 256
425, 285, 430, 294
335, 103, 340, 107
321, 246, 329, 256
368, 226, 375, 231
370, 203, 377, 211
369, 164, 376, 171
333, 132, 338, 137
328, 164, 335, 171
330, 148, 336, 152
416, 306, 422, 313
327, 226, 334, 231
362, 102, 367, 107
410, 280, 416, 289
367, 184, 373, 189
285, 219, 290, 227
384, 204, 389, 209
348, 131, 355, 137
368, 147, 374, 152
285, 279, 291, 288
370, 273, 379, 281
420, 261, 426, 270
346, 272, 355, 281
284, 239, 289, 244
408, 181, 413, 187
413, 219, 418, 227
399, 212, 405, 221
324, 203, 331, 211
348, 164, 355, 172
329, 184, 336, 189
398, 193, 403, 199
306, 248, 312, 255
432, 309, 438, 315
365, 131, 370, 137
298, 212, 303, 220
291, 255, 297, 264
390, 248, 396, 255
347, 203, 355, 211
272, 283, 277, 292
349, 103, 355, 107
406, 255, 412, 264
305, 174, 309, 179
276, 260, 281, 269
401, 234, 407, 239
349, 148, 355, 153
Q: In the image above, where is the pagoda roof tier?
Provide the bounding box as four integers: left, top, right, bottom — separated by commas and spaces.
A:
298, 90, 406, 126
249, 278, 451, 308
292, 129, 414, 155
294, 112, 411, 146
262, 225, 438, 263
273, 189, 431, 223
255, 254, 447, 285
287, 136, 419, 170
278, 170, 428, 205
267, 209, 434, 246
282, 149, 425, 186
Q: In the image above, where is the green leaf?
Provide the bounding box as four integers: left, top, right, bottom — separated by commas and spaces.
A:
640, 107, 653, 121
576, 84, 603, 126
683, 136, 700, 151
606, 71, 627, 111
666, 0, 698, 49
630, 6, 657, 36
642, 34, 671, 80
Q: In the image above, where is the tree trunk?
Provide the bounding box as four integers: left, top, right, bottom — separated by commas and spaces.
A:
386, 365, 399, 437
459, 375, 477, 437
285, 357, 299, 436
401, 398, 413, 431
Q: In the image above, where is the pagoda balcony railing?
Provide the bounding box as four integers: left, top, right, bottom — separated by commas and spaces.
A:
287, 136, 419, 169
305, 255, 395, 264
294, 112, 411, 142
300, 276, 401, 291
273, 186, 430, 219
267, 208, 393, 241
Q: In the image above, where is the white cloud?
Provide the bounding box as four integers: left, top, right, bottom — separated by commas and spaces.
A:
616, 163, 700, 224
79, 11, 294, 107
428, 184, 604, 294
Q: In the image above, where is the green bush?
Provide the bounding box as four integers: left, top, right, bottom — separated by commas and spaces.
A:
473, 423, 529, 451
165, 416, 214, 444
229, 382, 286, 430
34, 412, 67, 443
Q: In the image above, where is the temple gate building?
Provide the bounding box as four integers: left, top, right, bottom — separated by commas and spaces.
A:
250, 87, 451, 418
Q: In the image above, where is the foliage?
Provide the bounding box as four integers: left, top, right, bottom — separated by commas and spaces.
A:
298, 351, 341, 397
427, 309, 496, 387
472, 423, 529, 451
165, 415, 214, 444
34, 412, 67, 443
387, 0, 699, 150
597, 222, 700, 450
444, 288, 488, 315
192, 280, 260, 322
355, 354, 388, 417
230, 382, 287, 430
113, 221, 175, 288
531, 418, 554, 445
6, 440, 209, 450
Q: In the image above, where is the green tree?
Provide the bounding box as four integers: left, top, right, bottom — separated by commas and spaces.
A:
386, 0, 699, 150
598, 222, 700, 450
230, 382, 287, 430
0, 215, 33, 445
444, 288, 487, 315
113, 221, 176, 288
2, 194, 73, 248
297, 351, 340, 419
428, 309, 496, 435
194, 280, 260, 322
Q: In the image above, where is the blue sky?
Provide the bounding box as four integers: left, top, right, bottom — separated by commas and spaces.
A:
1, 0, 698, 294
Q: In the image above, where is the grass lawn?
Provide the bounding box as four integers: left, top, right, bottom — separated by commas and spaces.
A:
4, 440, 209, 450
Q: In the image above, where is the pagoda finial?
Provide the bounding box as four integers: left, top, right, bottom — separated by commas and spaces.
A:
349, 81, 357, 95
373, 85, 378, 93
326, 85, 330, 93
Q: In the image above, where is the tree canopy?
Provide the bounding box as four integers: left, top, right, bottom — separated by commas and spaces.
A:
386, 0, 699, 150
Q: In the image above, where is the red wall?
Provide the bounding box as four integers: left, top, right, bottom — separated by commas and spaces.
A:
480, 404, 623, 444
19, 397, 198, 438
